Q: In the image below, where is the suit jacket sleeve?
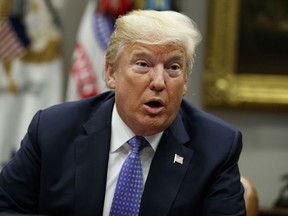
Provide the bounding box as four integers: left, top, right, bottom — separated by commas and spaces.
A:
201, 130, 246, 216
0, 111, 42, 214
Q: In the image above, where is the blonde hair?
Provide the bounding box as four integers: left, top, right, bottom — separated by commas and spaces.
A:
105, 10, 202, 74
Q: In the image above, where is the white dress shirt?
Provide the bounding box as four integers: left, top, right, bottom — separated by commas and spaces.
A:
102, 104, 163, 216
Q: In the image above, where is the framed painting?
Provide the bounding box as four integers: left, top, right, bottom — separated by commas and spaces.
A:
203, 0, 288, 109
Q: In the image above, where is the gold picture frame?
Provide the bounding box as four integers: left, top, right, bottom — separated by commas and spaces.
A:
203, 0, 288, 109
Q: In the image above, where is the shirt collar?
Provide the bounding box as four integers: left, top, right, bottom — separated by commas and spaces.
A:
110, 104, 163, 153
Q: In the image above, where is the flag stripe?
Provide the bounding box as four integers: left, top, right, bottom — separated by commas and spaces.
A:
0, 20, 25, 60
71, 42, 99, 98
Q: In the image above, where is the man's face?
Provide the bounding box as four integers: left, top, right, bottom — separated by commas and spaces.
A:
106, 43, 188, 136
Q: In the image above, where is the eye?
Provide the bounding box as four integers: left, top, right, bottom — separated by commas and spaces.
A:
136, 60, 149, 68
170, 64, 180, 71
132, 60, 150, 73
166, 63, 182, 77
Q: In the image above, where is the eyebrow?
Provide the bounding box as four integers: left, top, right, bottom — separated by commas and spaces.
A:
129, 49, 185, 63
128, 50, 153, 64
129, 50, 151, 58
167, 54, 185, 62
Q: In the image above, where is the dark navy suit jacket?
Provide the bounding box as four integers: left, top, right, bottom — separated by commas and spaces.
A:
0, 91, 246, 215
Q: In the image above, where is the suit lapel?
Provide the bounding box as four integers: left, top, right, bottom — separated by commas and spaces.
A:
74, 97, 114, 215
140, 114, 194, 216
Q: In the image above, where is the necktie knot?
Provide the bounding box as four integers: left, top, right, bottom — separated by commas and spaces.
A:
128, 136, 149, 154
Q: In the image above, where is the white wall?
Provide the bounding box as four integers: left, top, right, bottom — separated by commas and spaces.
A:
60, 0, 288, 208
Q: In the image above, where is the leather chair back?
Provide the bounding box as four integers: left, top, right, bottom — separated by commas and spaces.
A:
241, 176, 259, 216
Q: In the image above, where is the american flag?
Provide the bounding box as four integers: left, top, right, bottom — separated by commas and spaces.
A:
174, 154, 184, 165
0, 17, 29, 61
71, 42, 99, 99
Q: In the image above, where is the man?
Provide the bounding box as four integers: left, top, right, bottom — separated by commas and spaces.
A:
0, 10, 246, 215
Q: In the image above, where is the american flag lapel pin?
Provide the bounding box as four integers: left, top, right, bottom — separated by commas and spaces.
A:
173, 154, 184, 165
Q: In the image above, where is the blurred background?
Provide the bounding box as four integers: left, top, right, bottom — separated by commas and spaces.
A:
0, 0, 288, 212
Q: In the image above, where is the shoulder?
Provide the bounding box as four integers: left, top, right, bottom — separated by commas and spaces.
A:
179, 99, 242, 154
179, 100, 243, 169
28, 91, 115, 134
179, 99, 237, 133
37, 91, 115, 122
42, 91, 115, 116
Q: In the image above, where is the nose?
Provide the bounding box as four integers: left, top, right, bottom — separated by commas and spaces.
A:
149, 65, 166, 92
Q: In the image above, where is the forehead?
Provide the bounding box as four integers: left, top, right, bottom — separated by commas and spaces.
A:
125, 43, 187, 59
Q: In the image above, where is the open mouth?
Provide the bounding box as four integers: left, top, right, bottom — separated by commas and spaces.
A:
145, 101, 164, 108
144, 100, 165, 115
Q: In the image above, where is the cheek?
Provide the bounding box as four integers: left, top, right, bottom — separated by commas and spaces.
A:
121, 72, 150, 94
171, 79, 187, 95
115, 76, 139, 103
115, 75, 133, 92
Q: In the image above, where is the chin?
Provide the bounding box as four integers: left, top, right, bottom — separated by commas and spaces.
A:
138, 122, 168, 136
131, 114, 170, 135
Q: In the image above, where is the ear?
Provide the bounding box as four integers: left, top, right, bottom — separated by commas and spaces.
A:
183, 79, 188, 96
105, 63, 116, 89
